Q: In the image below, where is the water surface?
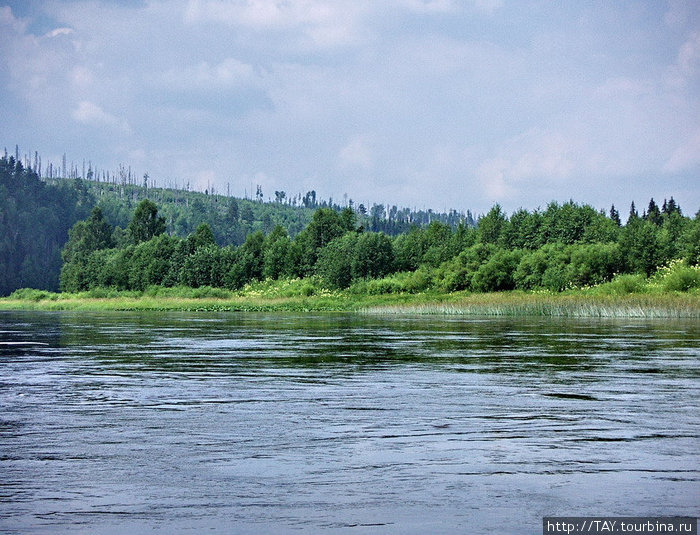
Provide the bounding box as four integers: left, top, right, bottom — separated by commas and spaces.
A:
1, 311, 698, 534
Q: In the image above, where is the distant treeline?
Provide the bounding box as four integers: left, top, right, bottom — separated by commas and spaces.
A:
59, 195, 699, 294
0, 151, 471, 296
0, 156, 92, 294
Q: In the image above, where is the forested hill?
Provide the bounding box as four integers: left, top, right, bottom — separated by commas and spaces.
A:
80, 177, 473, 244
0, 152, 473, 295
0, 156, 92, 295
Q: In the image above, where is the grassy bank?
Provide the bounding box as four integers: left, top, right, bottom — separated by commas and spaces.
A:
1, 277, 698, 318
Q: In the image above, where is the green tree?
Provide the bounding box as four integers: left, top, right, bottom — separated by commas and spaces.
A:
188, 223, 217, 250
393, 228, 428, 271
226, 231, 265, 288
502, 208, 543, 249
566, 243, 622, 287
263, 225, 291, 279
182, 245, 228, 288
353, 232, 395, 280
609, 204, 621, 226
127, 199, 165, 244
619, 219, 661, 275
422, 221, 453, 267
316, 233, 358, 288
478, 204, 507, 245
62, 207, 114, 264
644, 198, 663, 226
680, 210, 700, 265
471, 249, 523, 292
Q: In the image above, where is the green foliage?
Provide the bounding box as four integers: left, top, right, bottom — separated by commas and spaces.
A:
46, 192, 700, 300
127, 199, 166, 244
619, 218, 661, 276
393, 228, 428, 271
188, 223, 217, 250
8, 288, 60, 301
566, 242, 622, 288
263, 226, 292, 280
471, 249, 523, 292
653, 261, 700, 292
226, 232, 265, 289
0, 155, 91, 295
680, 212, 700, 265
595, 274, 647, 295
502, 209, 542, 249
662, 266, 700, 292
182, 245, 229, 288
316, 233, 358, 289
61, 207, 114, 264
477, 204, 506, 244
353, 232, 395, 280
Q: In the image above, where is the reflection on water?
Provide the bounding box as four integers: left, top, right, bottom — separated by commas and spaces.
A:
0, 311, 698, 534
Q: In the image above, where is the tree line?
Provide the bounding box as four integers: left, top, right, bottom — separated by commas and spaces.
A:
59, 196, 699, 294
0, 156, 92, 295
0, 151, 474, 296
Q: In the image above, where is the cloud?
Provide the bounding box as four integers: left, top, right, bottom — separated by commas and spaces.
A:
473, 129, 575, 204
398, 0, 457, 14
183, 0, 370, 47
664, 128, 700, 173
72, 101, 130, 132
44, 27, 74, 38
154, 58, 256, 92
339, 137, 374, 170
676, 31, 700, 77
1, 1, 699, 216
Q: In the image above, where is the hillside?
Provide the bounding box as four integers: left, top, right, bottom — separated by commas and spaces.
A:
0, 151, 474, 295
0, 156, 92, 295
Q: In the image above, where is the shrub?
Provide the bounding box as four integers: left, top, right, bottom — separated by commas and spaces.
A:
597, 274, 647, 295
9, 288, 58, 301
660, 263, 700, 292
471, 249, 523, 292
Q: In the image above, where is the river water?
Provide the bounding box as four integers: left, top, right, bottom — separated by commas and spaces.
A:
0, 311, 698, 534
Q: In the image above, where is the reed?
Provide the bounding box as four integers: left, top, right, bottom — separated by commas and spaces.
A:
1, 287, 698, 318
361, 293, 700, 318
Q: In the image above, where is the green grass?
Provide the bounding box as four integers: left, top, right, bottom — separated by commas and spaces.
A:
1, 286, 698, 318
2, 264, 699, 317
363, 292, 700, 318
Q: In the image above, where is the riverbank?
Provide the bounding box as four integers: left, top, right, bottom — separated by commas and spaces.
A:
1, 286, 698, 318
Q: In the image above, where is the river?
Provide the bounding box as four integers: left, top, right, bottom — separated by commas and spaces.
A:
1, 311, 698, 534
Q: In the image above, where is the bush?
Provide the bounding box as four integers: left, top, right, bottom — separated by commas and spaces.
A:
566, 242, 621, 287
9, 288, 58, 301
316, 233, 358, 289
471, 249, 523, 292
597, 274, 647, 295
660, 263, 700, 292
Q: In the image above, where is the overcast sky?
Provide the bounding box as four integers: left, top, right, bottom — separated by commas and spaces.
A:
1, 0, 699, 216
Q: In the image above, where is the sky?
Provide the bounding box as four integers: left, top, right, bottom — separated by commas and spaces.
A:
1, 0, 699, 216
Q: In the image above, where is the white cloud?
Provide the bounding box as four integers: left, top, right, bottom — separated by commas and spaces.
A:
677, 31, 700, 76
664, 128, 700, 173
473, 129, 575, 203
183, 0, 370, 47
339, 137, 374, 170
398, 0, 457, 14
469, 0, 503, 15
155, 58, 256, 91
1, 1, 698, 214
476, 158, 515, 202
72, 101, 130, 132
44, 27, 74, 38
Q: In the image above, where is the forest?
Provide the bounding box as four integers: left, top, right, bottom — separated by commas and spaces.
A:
58, 193, 699, 296
1, 152, 698, 298
0, 151, 470, 296
0, 155, 92, 294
